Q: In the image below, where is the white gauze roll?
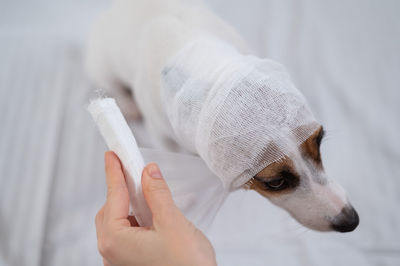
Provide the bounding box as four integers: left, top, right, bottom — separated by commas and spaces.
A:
88, 98, 152, 226
161, 38, 320, 190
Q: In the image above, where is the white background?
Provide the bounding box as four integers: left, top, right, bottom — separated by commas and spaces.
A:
0, 0, 399, 265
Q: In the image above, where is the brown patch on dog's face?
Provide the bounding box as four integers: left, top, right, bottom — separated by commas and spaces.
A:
244, 125, 356, 232
247, 126, 324, 197
248, 157, 300, 197
300, 125, 325, 167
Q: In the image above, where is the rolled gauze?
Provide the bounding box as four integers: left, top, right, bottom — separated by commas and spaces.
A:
88, 98, 152, 226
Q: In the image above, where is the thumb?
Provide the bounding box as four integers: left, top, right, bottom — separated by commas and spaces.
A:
141, 163, 181, 227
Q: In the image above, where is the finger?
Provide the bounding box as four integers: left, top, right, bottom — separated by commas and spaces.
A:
104, 151, 130, 223
103, 258, 110, 266
95, 205, 105, 239
141, 163, 181, 226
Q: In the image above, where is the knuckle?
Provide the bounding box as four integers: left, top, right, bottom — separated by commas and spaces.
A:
95, 207, 105, 226
106, 185, 127, 199
97, 237, 115, 258
95, 211, 101, 222
145, 180, 168, 194
106, 188, 113, 199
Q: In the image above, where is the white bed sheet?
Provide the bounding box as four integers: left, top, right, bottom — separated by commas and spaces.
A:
0, 0, 399, 265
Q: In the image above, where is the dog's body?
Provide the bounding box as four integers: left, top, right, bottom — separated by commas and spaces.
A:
86, 0, 359, 232
86, 0, 248, 149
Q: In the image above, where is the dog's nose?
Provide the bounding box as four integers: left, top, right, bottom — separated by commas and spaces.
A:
330, 205, 359, 232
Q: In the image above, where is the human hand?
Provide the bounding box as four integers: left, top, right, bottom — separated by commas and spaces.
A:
95, 151, 217, 266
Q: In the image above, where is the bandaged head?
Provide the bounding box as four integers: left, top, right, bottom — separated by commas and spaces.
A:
161, 38, 319, 190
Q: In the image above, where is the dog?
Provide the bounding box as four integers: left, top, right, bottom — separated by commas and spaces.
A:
86, 0, 359, 232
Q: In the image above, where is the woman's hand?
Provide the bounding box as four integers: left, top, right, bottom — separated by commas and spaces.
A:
95, 151, 217, 266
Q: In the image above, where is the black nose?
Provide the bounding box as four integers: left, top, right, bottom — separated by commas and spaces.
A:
330, 205, 359, 233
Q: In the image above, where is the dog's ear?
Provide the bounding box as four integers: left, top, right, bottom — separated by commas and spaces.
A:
300, 125, 324, 165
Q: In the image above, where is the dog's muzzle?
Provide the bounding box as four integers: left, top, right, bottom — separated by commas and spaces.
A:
330, 205, 359, 232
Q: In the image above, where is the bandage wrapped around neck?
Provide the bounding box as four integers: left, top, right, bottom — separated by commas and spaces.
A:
161, 38, 319, 190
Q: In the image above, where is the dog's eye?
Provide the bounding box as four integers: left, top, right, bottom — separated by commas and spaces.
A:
264, 178, 286, 190
315, 128, 325, 148
253, 170, 298, 192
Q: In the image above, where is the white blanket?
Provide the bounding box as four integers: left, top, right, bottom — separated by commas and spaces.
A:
0, 0, 399, 265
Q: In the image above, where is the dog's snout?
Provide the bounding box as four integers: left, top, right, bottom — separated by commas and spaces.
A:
330, 205, 359, 233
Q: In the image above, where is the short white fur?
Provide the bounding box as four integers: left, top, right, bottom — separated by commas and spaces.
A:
85, 0, 356, 232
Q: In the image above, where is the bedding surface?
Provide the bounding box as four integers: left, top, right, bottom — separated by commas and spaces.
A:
0, 0, 399, 265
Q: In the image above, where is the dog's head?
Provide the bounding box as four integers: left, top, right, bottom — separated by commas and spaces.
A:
247, 125, 359, 232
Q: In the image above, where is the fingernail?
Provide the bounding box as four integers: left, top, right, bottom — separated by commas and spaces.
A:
147, 164, 162, 179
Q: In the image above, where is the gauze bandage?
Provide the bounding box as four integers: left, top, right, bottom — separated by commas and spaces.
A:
88, 98, 227, 230
161, 38, 319, 190
88, 98, 152, 226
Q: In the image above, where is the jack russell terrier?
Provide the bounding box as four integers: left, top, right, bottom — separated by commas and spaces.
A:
86, 0, 359, 233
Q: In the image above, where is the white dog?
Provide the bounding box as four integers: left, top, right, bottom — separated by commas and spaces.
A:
86, 0, 359, 232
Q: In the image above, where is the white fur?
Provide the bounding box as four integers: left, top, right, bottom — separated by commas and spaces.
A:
86, 0, 354, 232
86, 0, 248, 149
268, 153, 349, 231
